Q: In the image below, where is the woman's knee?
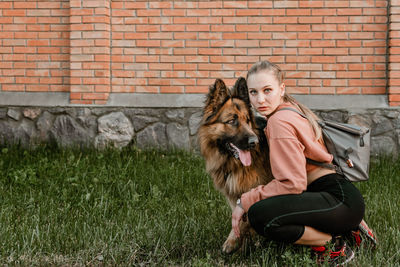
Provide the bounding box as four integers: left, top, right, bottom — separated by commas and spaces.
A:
247, 201, 274, 236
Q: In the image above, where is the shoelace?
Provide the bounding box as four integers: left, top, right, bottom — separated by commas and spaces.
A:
352, 230, 362, 246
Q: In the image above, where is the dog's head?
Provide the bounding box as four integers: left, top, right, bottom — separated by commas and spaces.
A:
200, 77, 259, 166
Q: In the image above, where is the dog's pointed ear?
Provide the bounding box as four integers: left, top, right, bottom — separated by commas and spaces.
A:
232, 77, 251, 107
203, 79, 230, 123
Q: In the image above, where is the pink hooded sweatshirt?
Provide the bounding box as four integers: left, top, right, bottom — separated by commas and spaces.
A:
240, 102, 333, 212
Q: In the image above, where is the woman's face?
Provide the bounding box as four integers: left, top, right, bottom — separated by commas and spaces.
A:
247, 70, 285, 117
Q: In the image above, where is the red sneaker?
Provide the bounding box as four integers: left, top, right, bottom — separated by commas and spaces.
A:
351, 219, 377, 249
312, 236, 355, 266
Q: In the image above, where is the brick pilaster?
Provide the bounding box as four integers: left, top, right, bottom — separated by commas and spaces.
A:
389, 0, 400, 106
69, 0, 110, 104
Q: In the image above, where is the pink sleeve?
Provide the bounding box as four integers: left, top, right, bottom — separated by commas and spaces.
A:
240, 120, 308, 212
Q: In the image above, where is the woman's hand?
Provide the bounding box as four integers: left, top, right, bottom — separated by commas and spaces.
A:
232, 205, 245, 238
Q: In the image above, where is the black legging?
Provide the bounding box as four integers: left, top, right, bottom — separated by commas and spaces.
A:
247, 173, 365, 243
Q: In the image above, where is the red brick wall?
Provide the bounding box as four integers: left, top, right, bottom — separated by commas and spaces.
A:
0, 0, 398, 105
0, 1, 70, 93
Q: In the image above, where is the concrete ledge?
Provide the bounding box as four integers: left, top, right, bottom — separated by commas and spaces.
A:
0, 92, 389, 109
0, 92, 70, 106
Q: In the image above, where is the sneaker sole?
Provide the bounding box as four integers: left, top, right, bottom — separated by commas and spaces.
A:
359, 222, 378, 247
338, 248, 354, 266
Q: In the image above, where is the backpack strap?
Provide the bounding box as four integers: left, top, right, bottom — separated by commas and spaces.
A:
276, 107, 342, 174
277, 107, 307, 118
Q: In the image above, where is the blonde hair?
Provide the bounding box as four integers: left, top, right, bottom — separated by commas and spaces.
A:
247, 61, 323, 142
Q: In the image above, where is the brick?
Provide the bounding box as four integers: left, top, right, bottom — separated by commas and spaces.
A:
211, 9, 235, 16
160, 40, 185, 48
286, 25, 310, 31
350, 48, 374, 55
222, 17, 247, 24
172, 63, 198, 71
363, 8, 387, 15
148, 63, 171, 70
323, 79, 347, 87
199, 17, 222, 24
297, 79, 322, 86
174, 17, 197, 24
324, 16, 349, 25
174, 48, 197, 55
298, 32, 323, 39
272, 32, 297, 40
187, 9, 210, 16
199, 32, 222, 40
137, 9, 161, 17
136, 55, 159, 63
299, 48, 323, 55
363, 24, 387, 31
311, 87, 335, 94
273, 17, 298, 24
299, 16, 323, 24
186, 40, 209, 47
261, 9, 285, 16
272, 48, 296, 55
336, 87, 361, 94
211, 25, 235, 32
311, 40, 335, 47
235, 40, 259, 47
248, 33, 273, 40
82, 93, 109, 100
236, 24, 260, 32
324, 48, 349, 55
337, 8, 362, 16
312, 24, 337, 31
285, 71, 310, 79
349, 64, 373, 71
248, 1, 273, 8
324, 32, 348, 39
286, 56, 310, 63
187, 24, 210, 32
311, 56, 336, 63
3, 24, 26, 31
149, 32, 173, 39
3, 9, 26, 16
274, 1, 298, 8
350, 32, 375, 39
223, 33, 247, 40
350, 16, 374, 24
162, 9, 185, 17
325, 1, 349, 8
29, 9, 53, 17
199, 48, 223, 55
312, 9, 336, 16
222, 48, 246, 55
136, 40, 161, 47
336, 71, 361, 78
236, 9, 261, 16
210, 56, 235, 63
362, 87, 386, 94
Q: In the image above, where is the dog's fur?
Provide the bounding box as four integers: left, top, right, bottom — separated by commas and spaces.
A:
197, 77, 273, 253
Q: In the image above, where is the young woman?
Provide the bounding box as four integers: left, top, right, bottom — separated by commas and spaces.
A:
231, 61, 376, 265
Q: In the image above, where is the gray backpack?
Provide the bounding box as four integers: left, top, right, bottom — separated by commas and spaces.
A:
279, 107, 371, 182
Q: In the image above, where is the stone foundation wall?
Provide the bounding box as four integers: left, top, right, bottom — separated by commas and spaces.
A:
0, 106, 398, 157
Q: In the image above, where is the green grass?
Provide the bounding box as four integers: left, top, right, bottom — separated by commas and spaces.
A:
0, 145, 399, 266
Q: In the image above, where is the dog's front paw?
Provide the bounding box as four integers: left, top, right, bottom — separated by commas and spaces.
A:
222, 236, 240, 254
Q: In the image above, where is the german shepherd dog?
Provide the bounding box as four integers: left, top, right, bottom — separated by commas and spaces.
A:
198, 77, 273, 254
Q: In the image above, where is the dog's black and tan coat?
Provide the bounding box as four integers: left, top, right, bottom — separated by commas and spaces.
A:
198, 77, 273, 253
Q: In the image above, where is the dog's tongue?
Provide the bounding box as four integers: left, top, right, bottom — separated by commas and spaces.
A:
230, 143, 252, 166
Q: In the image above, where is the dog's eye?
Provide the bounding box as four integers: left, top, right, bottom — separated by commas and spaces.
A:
226, 118, 237, 125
